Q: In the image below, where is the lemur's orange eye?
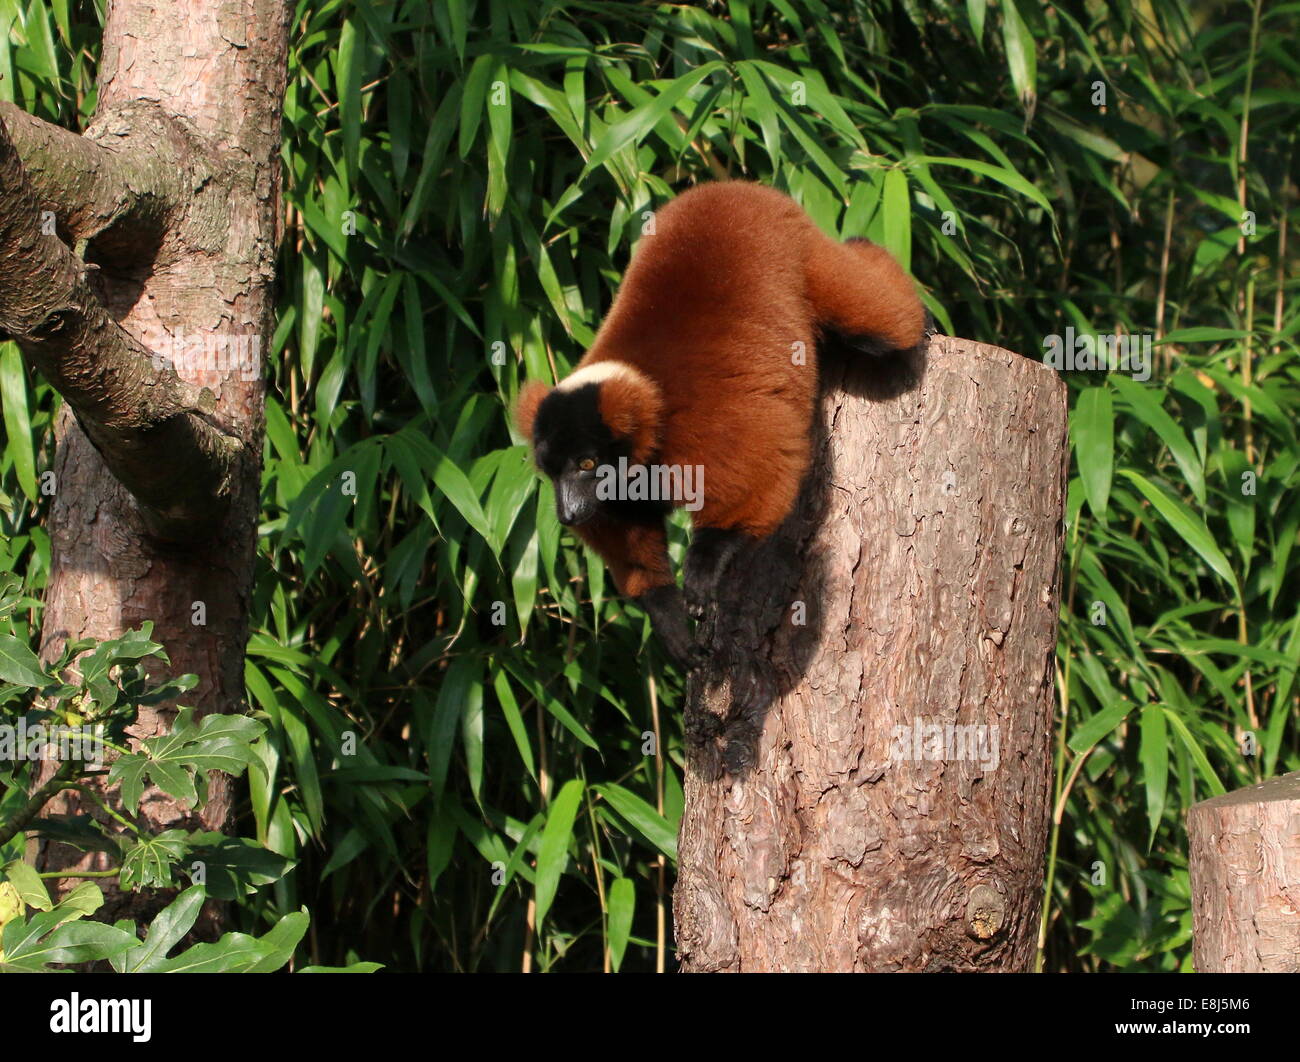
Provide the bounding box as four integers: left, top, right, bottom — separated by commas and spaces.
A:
578, 458, 596, 472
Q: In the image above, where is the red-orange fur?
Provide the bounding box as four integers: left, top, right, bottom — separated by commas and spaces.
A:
514, 380, 550, 439
576, 514, 676, 599
515, 180, 924, 598
598, 374, 662, 463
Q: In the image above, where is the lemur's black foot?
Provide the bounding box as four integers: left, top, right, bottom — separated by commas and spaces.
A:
922, 308, 939, 339
685, 642, 711, 671
638, 584, 706, 670
832, 331, 892, 358
683, 528, 752, 619
732, 663, 778, 719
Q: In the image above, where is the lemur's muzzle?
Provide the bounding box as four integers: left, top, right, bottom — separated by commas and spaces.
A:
556, 478, 596, 526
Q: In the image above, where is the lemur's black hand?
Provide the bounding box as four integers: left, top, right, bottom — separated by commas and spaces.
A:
683, 528, 752, 619
638, 585, 706, 671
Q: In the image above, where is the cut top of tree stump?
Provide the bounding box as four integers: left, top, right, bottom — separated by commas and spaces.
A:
1188, 771, 1300, 973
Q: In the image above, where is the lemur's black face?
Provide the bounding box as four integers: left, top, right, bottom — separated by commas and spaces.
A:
532, 384, 623, 527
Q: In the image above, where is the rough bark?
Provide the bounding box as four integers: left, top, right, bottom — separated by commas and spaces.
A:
0, 99, 186, 254
1188, 771, 1300, 972
674, 335, 1068, 972
0, 114, 242, 541
0, 0, 292, 919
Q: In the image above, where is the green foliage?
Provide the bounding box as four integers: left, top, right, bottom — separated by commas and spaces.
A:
0, 0, 1296, 972
109, 709, 265, 813
0, 877, 372, 972
0, 614, 326, 969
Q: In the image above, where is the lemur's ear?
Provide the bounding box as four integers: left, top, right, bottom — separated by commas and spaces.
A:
513, 381, 551, 441
600, 372, 663, 462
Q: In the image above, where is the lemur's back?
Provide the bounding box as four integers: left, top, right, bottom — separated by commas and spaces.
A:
574, 181, 924, 534
588, 182, 820, 383
582, 184, 822, 531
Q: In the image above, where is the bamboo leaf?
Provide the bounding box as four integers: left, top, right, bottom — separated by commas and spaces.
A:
1119, 470, 1237, 591
584, 64, 723, 172
534, 779, 584, 926
1072, 384, 1113, 520
0, 345, 36, 501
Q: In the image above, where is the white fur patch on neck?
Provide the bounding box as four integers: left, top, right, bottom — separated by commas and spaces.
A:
556, 359, 649, 394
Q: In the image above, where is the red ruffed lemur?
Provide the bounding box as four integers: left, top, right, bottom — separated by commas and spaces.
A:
514, 181, 927, 667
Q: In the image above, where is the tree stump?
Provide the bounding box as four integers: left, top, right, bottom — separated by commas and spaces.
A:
674, 334, 1068, 972
1188, 771, 1300, 972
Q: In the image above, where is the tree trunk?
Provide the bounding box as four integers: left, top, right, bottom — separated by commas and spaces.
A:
0, 0, 291, 917
674, 335, 1068, 972
1187, 771, 1300, 972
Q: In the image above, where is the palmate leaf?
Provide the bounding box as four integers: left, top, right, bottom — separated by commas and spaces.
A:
115, 887, 373, 973
0, 882, 21, 930
153, 910, 309, 973
3, 884, 366, 973
118, 829, 192, 891
79, 623, 165, 671
1, 858, 52, 911
0, 883, 130, 971
0, 915, 138, 972
111, 884, 204, 973
0, 632, 48, 688
108, 708, 266, 812
53, 882, 107, 922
